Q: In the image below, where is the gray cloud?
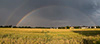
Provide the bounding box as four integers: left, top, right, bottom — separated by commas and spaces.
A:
17, 6, 96, 27
0, 0, 100, 26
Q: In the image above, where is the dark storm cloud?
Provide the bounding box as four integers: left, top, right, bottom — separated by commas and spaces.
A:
0, 0, 100, 26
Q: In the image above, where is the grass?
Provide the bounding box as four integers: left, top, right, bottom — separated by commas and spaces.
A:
0, 28, 100, 44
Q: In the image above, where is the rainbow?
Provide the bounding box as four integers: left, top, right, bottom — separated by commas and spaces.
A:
16, 5, 56, 26
16, 5, 97, 26
4, 0, 29, 25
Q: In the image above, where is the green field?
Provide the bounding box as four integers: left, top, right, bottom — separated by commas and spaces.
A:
0, 28, 100, 44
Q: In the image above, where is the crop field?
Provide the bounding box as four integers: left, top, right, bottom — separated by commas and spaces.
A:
0, 28, 100, 44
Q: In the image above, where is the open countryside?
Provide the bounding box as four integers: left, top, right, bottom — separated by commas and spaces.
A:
0, 28, 100, 44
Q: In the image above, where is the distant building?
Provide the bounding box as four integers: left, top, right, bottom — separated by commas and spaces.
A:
70, 26, 74, 29
50, 27, 58, 29
81, 26, 88, 29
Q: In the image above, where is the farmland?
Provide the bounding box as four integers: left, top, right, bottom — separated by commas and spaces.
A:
0, 28, 100, 44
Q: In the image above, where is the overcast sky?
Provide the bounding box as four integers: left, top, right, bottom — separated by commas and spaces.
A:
0, 0, 100, 27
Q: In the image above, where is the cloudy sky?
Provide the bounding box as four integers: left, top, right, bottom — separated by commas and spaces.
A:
0, 0, 100, 27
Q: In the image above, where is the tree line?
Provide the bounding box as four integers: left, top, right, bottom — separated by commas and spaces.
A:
0, 25, 31, 28
0, 25, 100, 29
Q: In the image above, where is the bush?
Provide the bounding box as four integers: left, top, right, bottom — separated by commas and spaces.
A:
95, 40, 100, 44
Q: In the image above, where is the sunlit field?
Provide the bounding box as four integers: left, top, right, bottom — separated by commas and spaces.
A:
0, 28, 100, 44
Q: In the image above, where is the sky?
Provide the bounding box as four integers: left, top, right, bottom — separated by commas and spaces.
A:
0, 0, 100, 27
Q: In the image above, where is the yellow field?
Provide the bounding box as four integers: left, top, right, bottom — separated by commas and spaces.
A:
0, 28, 100, 44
